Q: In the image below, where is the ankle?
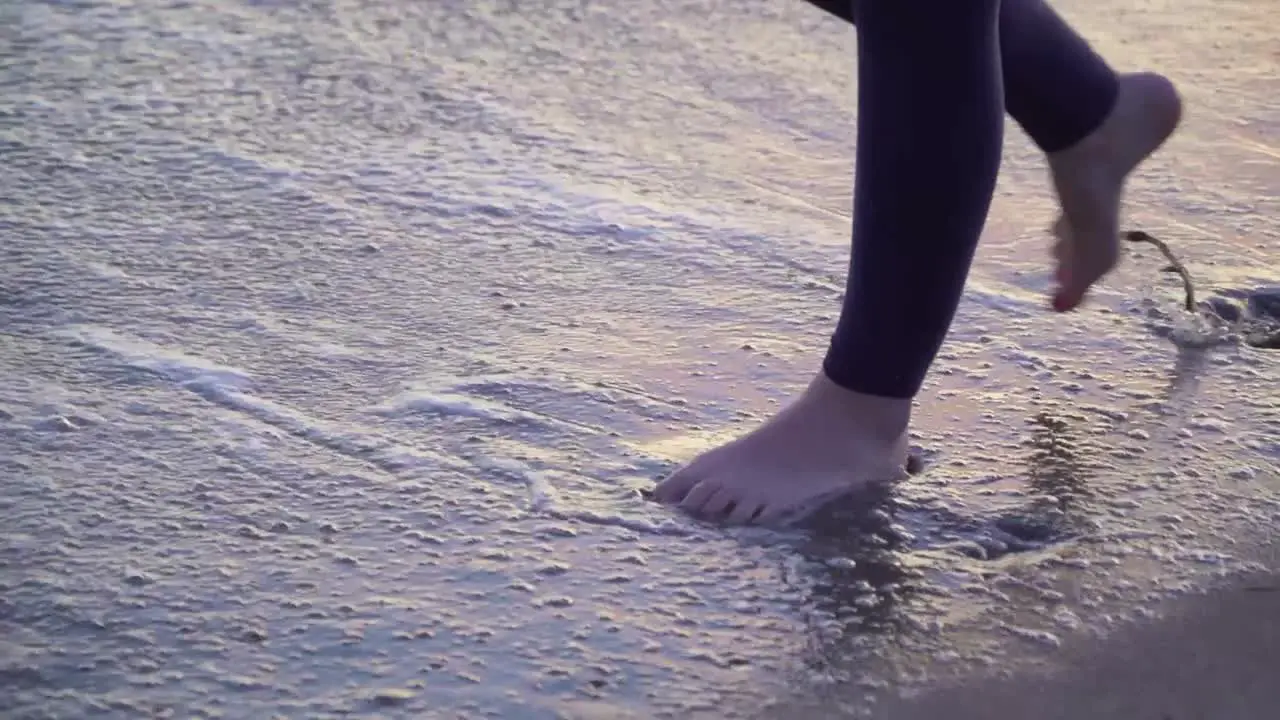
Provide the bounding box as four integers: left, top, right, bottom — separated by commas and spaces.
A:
804, 371, 913, 441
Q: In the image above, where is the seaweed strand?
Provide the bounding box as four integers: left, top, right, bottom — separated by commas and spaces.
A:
1125, 230, 1196, 312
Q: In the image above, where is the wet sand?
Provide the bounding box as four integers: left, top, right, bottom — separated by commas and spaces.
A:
876, 568, 1280, 720
597, 563, 1280, 720
766, 540, 1280, 720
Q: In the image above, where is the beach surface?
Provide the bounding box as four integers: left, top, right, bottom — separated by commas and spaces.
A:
779, 546, 1280, 720
2, 0, 1277, 717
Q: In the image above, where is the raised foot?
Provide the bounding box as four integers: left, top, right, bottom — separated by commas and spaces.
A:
1050, 72, 1184, 311
650, 373, 911, 526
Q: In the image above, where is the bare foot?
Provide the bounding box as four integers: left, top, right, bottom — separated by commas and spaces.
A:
650, 372, 911, 526
1049, 72, 1184, 311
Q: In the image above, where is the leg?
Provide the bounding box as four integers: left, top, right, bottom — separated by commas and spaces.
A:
990, 0, 1181, 311
653, 0, 1005, 523
824, 0, 1004, 398
806, 0, 1182, 310
802, 0, 1116, 149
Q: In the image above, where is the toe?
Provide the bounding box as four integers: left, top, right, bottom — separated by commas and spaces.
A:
1051, 243, 1093, 311
724, 498, 766, 525
652, 458, 710, 504
1053, 278, 1085, 312
750, 499, 795, 526
678, 479, 723, 513
1050, 218, 1077, 307
696, 487, 738, 519
1054, 239, 1119, 312
1053, 255, 1078, 309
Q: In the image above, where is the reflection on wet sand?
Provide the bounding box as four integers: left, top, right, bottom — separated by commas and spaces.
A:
1016, 411, 1094, 539
770, 409, 1101, 684
1163, 343, 1211, 403
792, 484, 924, 674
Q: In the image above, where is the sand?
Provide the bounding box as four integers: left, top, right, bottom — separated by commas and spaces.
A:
871, 557, 1280, 720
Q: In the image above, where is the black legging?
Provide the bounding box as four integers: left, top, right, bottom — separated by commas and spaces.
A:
812, 0, 1118, 398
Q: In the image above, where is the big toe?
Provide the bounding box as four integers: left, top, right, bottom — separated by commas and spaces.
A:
1057, 238, 1120, 310
652, 457, 711, 504
724, 496, 769, 525
1050, 215, 1119, 312
676, 477, 725, 513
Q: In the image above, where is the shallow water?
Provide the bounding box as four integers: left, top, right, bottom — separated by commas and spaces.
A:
1, 0, 1277, 717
